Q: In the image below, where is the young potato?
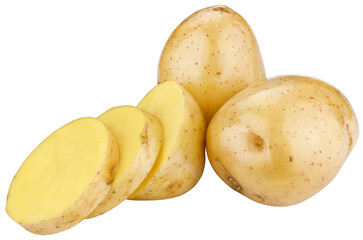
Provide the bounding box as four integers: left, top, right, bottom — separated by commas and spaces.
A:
128, 81, 206, 200
6, 118, 119, 234
206, 76, 358, 206
158, 5, 266, 122
88, 106, 163, 218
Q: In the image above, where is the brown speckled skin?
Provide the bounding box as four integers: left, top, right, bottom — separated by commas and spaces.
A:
88, 111, 163, 218
130, 86, 206, 200
207, 76, 358, 206
18, 128, 119, 235
158, 5, 266, 122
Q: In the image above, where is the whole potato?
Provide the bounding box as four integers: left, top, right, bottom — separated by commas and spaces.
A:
158, 5, 266, 122
206, 75, 358, 206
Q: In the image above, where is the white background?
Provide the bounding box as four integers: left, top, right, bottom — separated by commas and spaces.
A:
0, 0, 362, 239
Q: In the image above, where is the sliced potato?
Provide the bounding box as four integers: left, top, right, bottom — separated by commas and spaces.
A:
128, 81, 206, 200
6, 117, 119, 234
88, 106, 163, 218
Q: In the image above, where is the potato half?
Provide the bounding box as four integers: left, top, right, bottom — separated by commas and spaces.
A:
88, 106, 163, 218
128, 81, 206, 200
207, 75, 358, 206
158, 5, 266, 122
6, 117, 119, 234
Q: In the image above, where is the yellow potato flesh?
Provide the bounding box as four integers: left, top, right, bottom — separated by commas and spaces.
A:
88, 106, 163, 217
129, 81, 183, 198
99, 106, 145, 179
6, 118, 110, 223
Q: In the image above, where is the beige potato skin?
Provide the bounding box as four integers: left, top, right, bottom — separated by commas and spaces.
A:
158, 5, 266, 122
129, 87, 206, 200
17, 129, 119, 234
88, 111, 163, 218
207, 75, 358, 206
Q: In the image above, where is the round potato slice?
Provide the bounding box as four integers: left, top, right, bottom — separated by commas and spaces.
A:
128, 81, 206, 200
88, 106, 163, 218
6, 117, 119, 234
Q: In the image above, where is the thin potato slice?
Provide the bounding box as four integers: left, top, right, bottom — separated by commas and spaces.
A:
88, 106, 163, 218
128, 81, 206, 200
6, 117, 119, 234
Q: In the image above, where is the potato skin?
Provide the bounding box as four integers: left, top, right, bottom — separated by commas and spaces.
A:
129, 86, 206, 200
88, 111, 163, 218
17, 128, 119, 235
206, 75, 358, 206
158, 5, 266, 122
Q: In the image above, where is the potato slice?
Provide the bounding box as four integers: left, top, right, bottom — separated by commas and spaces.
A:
88, 106, 163, 218
128, 81, 206, 200
6, 117, 119, 234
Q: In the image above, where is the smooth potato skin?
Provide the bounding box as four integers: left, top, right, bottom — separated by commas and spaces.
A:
129, 86, 206, 200
158, 5, 266, 122
17, 129, 119, 235
207, 76, 358, 206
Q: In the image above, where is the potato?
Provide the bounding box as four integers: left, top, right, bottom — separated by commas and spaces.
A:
128, 81, 206, 200
6, 118, 119, 234
206, 75, 358, 206
158, 5, 266, 122
88, 106, 163, 218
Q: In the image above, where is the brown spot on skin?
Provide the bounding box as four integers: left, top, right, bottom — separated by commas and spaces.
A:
247, 132, 265, 151
346, 124, 353, 148
217, 72, 221, 75
113, 190, 116, 194
289, 156, 294, 162
107, 179, 114, 185
129, 179, 133, 183
250, 194, 264, 203
227, 176, 243, 192
211, 6, 231, 13
140, 133, 148, 144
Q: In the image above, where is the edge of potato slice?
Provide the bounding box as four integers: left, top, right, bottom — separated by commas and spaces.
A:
128, 81, 206, 200
6, 117, 119, 235
88, 106, 163, 218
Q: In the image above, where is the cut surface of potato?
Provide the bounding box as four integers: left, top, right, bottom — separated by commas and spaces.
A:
88, 106, 163, 218
128, 81, 206, 200
6, 117, 119, 234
